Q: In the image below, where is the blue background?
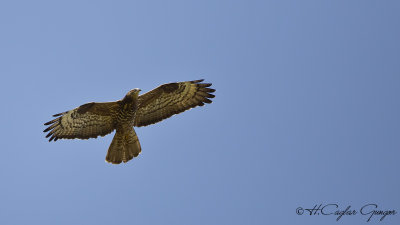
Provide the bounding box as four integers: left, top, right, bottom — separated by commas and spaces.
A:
0, 0, 399, 224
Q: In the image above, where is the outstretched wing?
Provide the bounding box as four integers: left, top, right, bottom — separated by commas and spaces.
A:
43, 101, 120, 141
134, 79, 215, 127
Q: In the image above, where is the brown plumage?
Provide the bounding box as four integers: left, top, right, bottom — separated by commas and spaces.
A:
43, 79, 215, 164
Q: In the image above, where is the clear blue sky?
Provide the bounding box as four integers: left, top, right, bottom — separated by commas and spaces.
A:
0, 1, 399, 224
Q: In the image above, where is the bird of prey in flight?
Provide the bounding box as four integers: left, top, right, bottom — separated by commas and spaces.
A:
43, 79, 215, 164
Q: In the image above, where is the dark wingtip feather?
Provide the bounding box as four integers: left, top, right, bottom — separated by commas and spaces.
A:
203, 98, 212, 104
198, 83, 212, 88
49, 135, 55, 142
52, 111, 67, 117
46, 132, 53, 138
44, 119, 56, 126
205, 88, 215, 93
191, 79, 204, 83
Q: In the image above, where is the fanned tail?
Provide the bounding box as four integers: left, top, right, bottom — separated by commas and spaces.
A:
106, 126, 141, 164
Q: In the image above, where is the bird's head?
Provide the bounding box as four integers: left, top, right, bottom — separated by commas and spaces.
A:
123, 88, 141, 102
127, 88, 141, 97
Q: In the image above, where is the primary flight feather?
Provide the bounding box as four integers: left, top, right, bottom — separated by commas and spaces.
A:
43, 79, 215, 164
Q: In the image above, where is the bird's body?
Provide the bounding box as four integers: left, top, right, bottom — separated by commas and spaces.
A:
44, 80, 215, 164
